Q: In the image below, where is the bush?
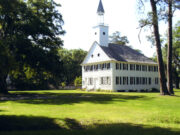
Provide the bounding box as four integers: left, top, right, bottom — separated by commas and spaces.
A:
61, 82, 66, 88
74, 77, 82, 87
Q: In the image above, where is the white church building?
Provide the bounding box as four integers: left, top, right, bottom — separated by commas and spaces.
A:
81, 0, 160, 92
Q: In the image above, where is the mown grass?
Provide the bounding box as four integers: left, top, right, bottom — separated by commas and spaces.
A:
0, 89, 180, 135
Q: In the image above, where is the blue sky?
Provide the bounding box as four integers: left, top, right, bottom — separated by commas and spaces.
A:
56, 0, 180, 57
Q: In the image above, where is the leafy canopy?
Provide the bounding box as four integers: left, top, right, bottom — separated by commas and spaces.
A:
0, 0, 65, 91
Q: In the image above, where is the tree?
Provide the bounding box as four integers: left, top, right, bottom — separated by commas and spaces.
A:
148, 21, 180, 89
139, 0, 180, 95
172, 21, 180, 88
109, 31, 129, 45
167, 0, 174, 94
58, 49, 87, 85
162, 21, 180, 89
138, 0, 169, 95
166, 0, 180, 94
0, 0, 64, 93
150, 0, 169, 95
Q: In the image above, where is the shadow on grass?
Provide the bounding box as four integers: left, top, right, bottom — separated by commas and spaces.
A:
0, 115, 180, 135
0, 110, 5, 112
0, 115, 61, 131
2, 92, 154, 105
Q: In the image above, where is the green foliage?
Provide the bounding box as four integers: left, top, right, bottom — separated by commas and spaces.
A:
74, 77, 82, 87
58, 49, 87, 85
172, 21, 180, 69
152, 21, 180, 88
0, 0, 65, 91
0, 89, 180, 135
163, 21, 180, 88
61, 82, 66, 88
109, 31, 129, 45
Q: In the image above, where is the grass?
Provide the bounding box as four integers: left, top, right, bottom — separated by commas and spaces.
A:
0, 89, 180, 135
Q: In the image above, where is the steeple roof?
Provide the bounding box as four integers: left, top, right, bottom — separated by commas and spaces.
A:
97, 0, 104, 14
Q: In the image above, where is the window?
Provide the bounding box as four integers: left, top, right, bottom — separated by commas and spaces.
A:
107, 63, 110, 69
97, 53, 100, 57
148, 66, 153, 72
142, 65, 147, 71
103, 64, 106, 69
142, 77, 145, 85
139, 77, 142, 84
136, 77, 139, 85
101, 77, 111, 85
100, 77, 103, 85
84, 66, 90, 72
123, 77, 128, 85
154, 66, 158, 72
123, 63, 128, 70
149, 78, 151, 85
107, 77, 111, 85
88, 78, 93, 85
91, 55, 93, 58
94, 65, 98, 71
90, 65, 93, 71
134, 77, 136, 85
103, 77, 107, 85
130, 77, 135, 85
116, 63, 119, 70
155, 77, 159, 84
130, 64, 135, 70
95, 32, 97, 35
116, 77, 119, 85
103, 32, 106, 35
136, 65, 140, 71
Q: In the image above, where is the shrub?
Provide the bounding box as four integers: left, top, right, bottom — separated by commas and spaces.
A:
74, 77, 82, 87
61, 82, 66, 88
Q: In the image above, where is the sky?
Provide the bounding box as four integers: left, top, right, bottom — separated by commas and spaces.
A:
55, 0, 180, 57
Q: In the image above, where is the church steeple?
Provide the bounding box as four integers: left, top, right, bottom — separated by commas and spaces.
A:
97, 0, 105, 25
97, 0, 104, 15
93, 0, 109, 47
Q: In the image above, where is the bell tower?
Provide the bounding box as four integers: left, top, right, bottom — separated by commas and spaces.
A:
93, 0, 109, 47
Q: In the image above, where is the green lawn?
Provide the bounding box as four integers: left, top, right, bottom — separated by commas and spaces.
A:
0, 89, 180, 135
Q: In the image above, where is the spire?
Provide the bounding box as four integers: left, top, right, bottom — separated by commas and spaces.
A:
97, 0, 104, 15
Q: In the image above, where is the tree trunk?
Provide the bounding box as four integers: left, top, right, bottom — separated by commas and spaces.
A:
150, 0, 169, 95
174, 71, 179, 89
175, 77, 179, 89
167, 0, 174, 95
0, 75, 8, 94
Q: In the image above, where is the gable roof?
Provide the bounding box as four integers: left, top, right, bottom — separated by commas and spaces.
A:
81, 41, 111, 65
100, 43, 157, 64
97, 0, 105, 14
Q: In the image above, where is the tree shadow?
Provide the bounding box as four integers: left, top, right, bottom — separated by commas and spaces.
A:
83, 122, 180, 135
0, 109, 5, 112
0, 92, 154, 105
0, 115, 180, 135
0, 115, 61, 131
